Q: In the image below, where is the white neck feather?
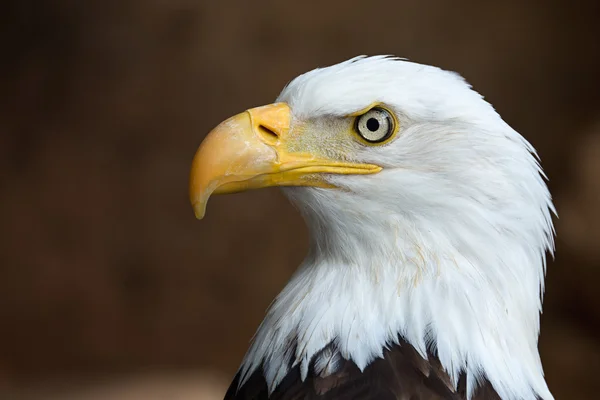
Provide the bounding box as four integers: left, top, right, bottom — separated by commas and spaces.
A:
239, 179, 554, 400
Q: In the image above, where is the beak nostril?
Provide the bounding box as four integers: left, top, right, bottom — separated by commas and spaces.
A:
257, 124, 279, 144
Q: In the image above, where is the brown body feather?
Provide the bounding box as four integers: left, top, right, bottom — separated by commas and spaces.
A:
224, 338, 502, 400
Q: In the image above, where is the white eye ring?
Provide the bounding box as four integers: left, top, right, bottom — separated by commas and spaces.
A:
355, 107, 394, 143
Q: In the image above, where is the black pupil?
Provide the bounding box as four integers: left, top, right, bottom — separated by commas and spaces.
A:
366, 118, 380, 131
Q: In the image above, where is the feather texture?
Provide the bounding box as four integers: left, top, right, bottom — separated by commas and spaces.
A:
226, 338, 503, 400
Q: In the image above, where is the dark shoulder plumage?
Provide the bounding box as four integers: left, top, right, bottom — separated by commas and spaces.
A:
224, 338, 501, 400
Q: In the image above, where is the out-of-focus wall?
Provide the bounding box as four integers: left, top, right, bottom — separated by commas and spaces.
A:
1, 1, 599, 399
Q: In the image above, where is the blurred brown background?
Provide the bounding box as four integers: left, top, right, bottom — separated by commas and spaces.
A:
1, 0, 599, 399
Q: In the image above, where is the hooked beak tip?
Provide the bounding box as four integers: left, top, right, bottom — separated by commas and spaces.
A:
192, 201, 207, 220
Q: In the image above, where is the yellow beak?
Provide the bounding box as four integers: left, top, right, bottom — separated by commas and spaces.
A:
189, 102, 381, 219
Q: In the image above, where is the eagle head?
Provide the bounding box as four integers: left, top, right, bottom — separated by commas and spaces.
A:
189, 56, 555, 400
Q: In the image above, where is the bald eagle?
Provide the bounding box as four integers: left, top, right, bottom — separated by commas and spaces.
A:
189, 56, 555, 400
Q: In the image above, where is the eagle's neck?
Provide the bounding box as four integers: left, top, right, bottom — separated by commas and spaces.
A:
239, 189, 553, 400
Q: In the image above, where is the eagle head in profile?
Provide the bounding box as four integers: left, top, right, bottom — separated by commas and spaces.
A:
189, 56, 555, 400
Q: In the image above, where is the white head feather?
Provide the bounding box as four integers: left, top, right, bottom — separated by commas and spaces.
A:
238, 56, 556, 400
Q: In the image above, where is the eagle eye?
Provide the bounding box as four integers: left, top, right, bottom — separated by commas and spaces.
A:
355, 107, 395, 143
